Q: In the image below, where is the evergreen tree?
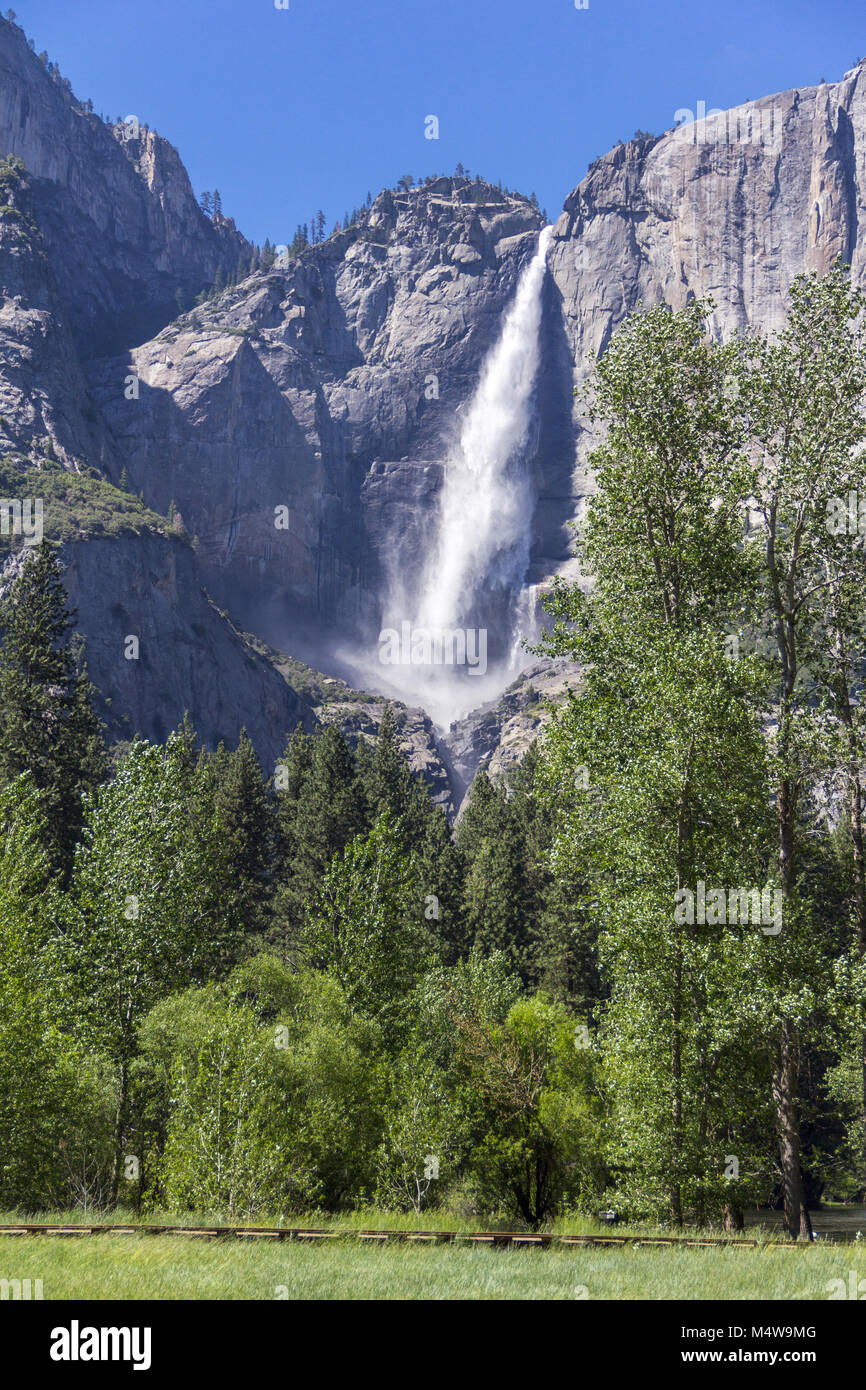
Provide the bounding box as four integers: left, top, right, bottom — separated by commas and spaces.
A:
365, 705, 414, 823
456, 771, 533, 978
275, 724, 368, 946
211, 730, 273, 946
0, 542, 106, 877
305, 812, 430, 1043
506, 745, 598, 1008
417, 804, 466, 964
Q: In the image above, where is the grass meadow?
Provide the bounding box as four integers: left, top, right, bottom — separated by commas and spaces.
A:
1, 1210, 864, 1299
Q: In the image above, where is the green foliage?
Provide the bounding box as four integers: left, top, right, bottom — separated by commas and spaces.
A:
304, 813, 433, 1041
140, 961, 385, 1215
456, 771, 534, 977
455, 994, 602, 1226
3, 266, 866, 1236
0, 460, 172, 554
0, 542, 106, 876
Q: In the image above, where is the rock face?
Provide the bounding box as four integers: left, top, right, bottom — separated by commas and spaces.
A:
85, 180, 545, 655
444, 660, 576, 814
0, 16, 307, 766
0, 17, 250, 358
3, 7, 866, 783
58, 536, 316, 764
545, 64, 866, 581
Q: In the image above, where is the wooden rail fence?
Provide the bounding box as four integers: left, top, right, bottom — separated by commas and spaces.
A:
0, 1223, 807, 1250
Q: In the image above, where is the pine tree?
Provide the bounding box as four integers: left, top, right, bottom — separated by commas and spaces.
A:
304, 811, 429, 1042
275, 724, 368, 947
417, 804, 466, 963
211, 730, 273, 947
362, 704, 440, 852
456, 770, 533, 978
501, 746, 593, 1002
0, 542, 106, 877
366, 704, 412, 822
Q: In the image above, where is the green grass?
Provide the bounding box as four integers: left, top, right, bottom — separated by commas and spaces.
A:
2, 1206, 861, 1299
0, 1232, 861, 1300
0, 1203, 803, 1241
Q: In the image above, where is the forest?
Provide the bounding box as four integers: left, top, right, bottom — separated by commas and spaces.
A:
2, 263, 866, 1240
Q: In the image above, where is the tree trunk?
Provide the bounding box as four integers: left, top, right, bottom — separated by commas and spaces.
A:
722, 1202, 744, 1232
826, 569, 866, 1196
671, 946, 684, 1227
772, 1021, 813, 1239
670, 735, 694, 1229
773, 722, 813, 1239
110, 1059, 129, 1207
844, 746, 866, 1195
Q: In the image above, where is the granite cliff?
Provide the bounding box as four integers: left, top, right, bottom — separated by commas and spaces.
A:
2, 8, 865, 796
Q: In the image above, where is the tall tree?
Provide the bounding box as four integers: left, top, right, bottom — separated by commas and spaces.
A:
457, 771, 533, 978
0, 542, 106, 877
741, 264, 866, 1235
63, 734, 235, 1199
537, 296, 788, 1227
210, 730, 273, 947
275, 724, 368, 945
304, 812, 430, 1044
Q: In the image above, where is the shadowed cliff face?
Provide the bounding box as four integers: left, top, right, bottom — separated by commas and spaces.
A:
3, 3, 866, 780
0, 15, 308, 766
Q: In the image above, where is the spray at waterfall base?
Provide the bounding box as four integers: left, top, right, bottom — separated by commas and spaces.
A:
359, 226, 554, 730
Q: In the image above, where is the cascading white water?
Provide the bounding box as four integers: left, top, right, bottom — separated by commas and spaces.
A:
368, 225, 552, 729
415, 224, 553, 640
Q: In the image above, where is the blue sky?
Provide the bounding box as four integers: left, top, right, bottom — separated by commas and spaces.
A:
8, 0, 864, 247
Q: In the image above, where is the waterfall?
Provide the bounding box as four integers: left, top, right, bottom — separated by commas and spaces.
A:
415, 224, 552, 635
373, 225, 552, 728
